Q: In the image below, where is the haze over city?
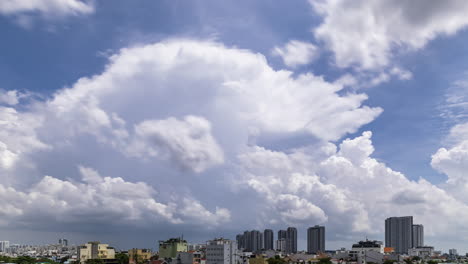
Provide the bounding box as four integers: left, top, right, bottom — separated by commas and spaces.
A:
1, 0, 468, 255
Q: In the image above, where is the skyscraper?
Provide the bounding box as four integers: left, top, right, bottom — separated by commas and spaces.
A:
412, 224, 424, 247
278, 230, 287, 240
264, 229, 274, 251
286, 227, 297, 254
236, 230, 263, 252
307, 225, 325, 254
385, 216, 413, 254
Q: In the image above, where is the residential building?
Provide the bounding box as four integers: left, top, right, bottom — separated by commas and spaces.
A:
385, 216, 413, 254
412, 225, 424, 248
178, 251, 202, 264
276, 239, 286, 252
159, 238, 187, 259
236, 231, 262, 252
351, 240, 384, 254
277, 230, 287, 241
286, 227, 297, 254
408, 247, 434, 259
128, 248, 152, 264
59, 239, 69, 247
205, 238, 238, 264
78, 241, 116, 264
0, 241, 10, 252
307, 225, 325, 254
263, 230, 274, 251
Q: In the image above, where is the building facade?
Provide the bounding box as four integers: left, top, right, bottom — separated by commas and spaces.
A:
307, 225, 325, 254
236, 231, 262, 252
263, 230, 274, 251
412, 224, 424, 248
159, 238, 188, 259
206, 238, 239, 264
128, 248, 152, 264
78, 241, 116, 264
385, 216, 413, 254
276, 239, 286, 252
0, 241, 9, 252
286, 227, 297, 254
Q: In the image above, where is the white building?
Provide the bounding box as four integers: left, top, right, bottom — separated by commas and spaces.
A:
0, 241, 10, 252
78, 241, 115, 264
351, 240, 384, 254
408, 247, 434, 259
206, 238, 239, 264
276, 239, 286, 252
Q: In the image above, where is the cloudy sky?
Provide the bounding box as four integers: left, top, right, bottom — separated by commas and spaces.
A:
1, 0, 468, 253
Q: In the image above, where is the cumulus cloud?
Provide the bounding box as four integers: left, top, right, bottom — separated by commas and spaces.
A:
4, 39, 463, 243
311, 0, 468, 69
0, 107, 49, 170
432, 123, 468, 204
0, 39, 383, 233
272, 40, 319, 68
0, 166, 229, 228
0, 90, 20, 105
239, 131, 468, 239
0, 0, 94, 16
127, 116, 224, 173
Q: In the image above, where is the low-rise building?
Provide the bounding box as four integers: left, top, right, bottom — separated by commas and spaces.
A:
78, 242, 116, 264
206, 238, 238, 264
129, 248, 152, 264
408, 247, 434, 259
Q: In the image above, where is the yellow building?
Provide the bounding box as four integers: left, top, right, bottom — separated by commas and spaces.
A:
159, 238, 187, 259
78, 241, 116, 264
129, 248, 152, 264
249, 256, 268, 264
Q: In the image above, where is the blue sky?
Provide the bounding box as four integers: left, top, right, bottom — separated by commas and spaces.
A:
1, 0, 468, 253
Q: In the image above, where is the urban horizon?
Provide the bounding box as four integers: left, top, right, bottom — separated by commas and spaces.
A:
2, 0, 468, 262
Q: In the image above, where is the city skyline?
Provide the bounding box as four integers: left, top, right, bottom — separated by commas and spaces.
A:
2, 0, 468, 255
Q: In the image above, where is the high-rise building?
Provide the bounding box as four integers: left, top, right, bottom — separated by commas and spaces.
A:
59, 238, 68, 247
307, 225, 325, 254
264, 229, 274, 251
78, 241, 116, 264
385, 216, 413, 254
0, 241, 9, 252
286, 227, 297, 254
236, 230, 263, 252
276, 239, 286, 252
206, 238, 238, 264
249, 230, 263, 252
278, 230, 287, 240
412, 224, 424, 248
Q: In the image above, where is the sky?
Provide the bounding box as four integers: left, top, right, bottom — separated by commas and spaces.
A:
1, 0, 468, 254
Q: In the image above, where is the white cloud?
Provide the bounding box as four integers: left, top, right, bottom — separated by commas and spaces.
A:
432, 123, 468, 201
311, 0, 468, 69
0, 107, 49, 170
0, 166, 229, 227
272, 40, 319, 68
0, 90, 20, 105
0, 0, 94, 16
239, 131, 468, 240
127, 116, 224, 173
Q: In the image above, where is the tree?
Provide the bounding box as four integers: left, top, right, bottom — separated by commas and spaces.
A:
318, 258, 332, 264
384, 260, 396, 264
85, 259, 104, 264
267, 256, 285, 264
15, 256, 36, 264
115, 253, 129, 264
427, 261, 437, 264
